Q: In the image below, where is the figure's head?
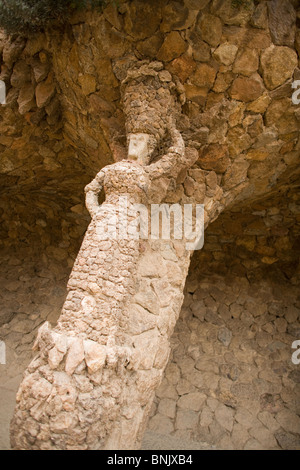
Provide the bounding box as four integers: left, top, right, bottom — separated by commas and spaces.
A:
127, 133, 157, 165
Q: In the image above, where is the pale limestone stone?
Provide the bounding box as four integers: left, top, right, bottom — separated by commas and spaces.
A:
276, 408, 300, 435
148, 414, 174, 434
157, 398, 176, 419
84, 340, 106, 373
215, 404, 234, 432
213, 43, 238, 66
177, 392, 206, 411
65, 338, 85, 375
48, 346, 65, 369
199, 407, 213, 427
248, 425, 278, 449
257, 411, 281, 433
175, 409, 199, 430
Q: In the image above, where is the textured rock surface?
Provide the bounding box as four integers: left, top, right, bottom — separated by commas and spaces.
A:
148, 194, 300, 450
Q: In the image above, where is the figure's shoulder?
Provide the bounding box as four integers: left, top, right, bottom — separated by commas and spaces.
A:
110, 160, 146, 171
107, 159, 133, 168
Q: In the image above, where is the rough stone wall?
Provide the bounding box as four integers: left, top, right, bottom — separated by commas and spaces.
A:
147, 262, 300, 450
146, 193, 300, 450
1, 0, 299, 204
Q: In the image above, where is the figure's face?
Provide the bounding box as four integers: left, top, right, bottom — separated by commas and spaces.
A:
127, 133, 153, 165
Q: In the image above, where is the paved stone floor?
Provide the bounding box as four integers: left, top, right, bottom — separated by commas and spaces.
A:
0, 250, 299, 450
148, 271, 300, 450
0, 250, 69, 450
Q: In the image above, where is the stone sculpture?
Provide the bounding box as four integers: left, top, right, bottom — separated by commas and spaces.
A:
10, 61, 199, 450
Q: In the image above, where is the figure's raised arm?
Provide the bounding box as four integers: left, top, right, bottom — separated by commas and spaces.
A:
147, 119, 198, 181
84, 169, 105, 218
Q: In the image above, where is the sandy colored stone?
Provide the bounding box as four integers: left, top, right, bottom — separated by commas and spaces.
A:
48, 346, 65, 369
260, 46, 298, 90
249, 425, 278, 449
276, 408, 300, 434
250, 2, 268, 29
246, 149, 269, 161
65, 338, 85, 375
231, 422, 250, 449
157, 398, 176, 419
233, 48, 259, 76
176, 378, 195, 396
78, 74, 96, 96
199, 406, 213, 427
213, 71, 235, 93
184, 84, 208, 106
285, 306, 299, 324
177, 392, 206, 411
265, 98, 290, 127
31, 58, 49, 83
244, 438, 266, 450
215, 404, 234, 432
213, 43, 238, 66
148, 414, 174, 434
189, 36, 211, 62
230, 74, 265, 102
257, 411, 281, 433
157, 32, 187, 62
197, 13, 223, 47
235, 408, 260, 430
198, 144, 230, 173
223, 158, 249, 190
191, 64, 217, 89
84, 340, 106, 373
175, 409, 199, 430
35, 75, 56, 108
167, 56, 196, 83
10, 61, 31, 88
274, 431, 300, 450
217, 327, 232, 346
246, 92, 271, 113
17, 84, 36, 115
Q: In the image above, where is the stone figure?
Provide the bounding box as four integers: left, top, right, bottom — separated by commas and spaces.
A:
10, 61, 199, 450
